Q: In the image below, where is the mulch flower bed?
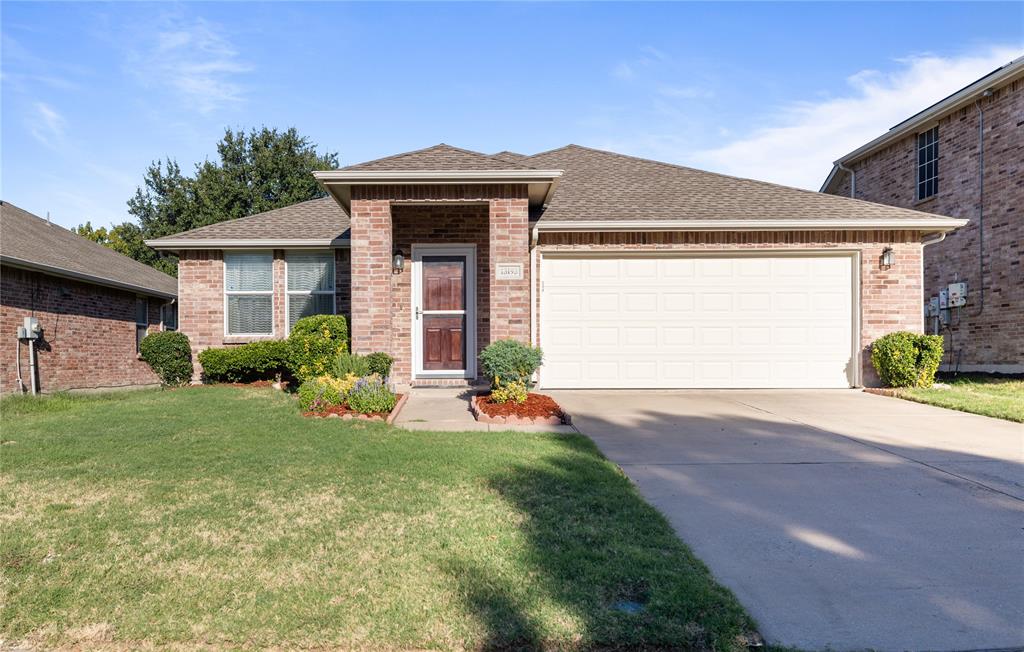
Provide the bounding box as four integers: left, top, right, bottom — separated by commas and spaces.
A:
303, 394, 407, 424
471, 392, 570, 426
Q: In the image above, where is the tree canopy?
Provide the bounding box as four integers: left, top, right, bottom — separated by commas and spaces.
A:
78, 127, 339, 276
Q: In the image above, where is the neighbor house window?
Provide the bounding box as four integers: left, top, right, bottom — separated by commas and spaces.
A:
161, 302, 178, 331
225, 252, 274, 335
286, 251, 335, 332
135, 297, 149, 352
917, 126, 938, 200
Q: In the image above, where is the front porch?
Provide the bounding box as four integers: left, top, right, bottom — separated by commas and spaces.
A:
346, 187, 533, 387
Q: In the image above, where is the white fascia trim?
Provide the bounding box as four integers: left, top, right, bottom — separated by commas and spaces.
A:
535, 218, 969, 232
146, 238, 350, 250
0, 255, 177, 299
313, 169, 563, 183
829, 56, 1024, 170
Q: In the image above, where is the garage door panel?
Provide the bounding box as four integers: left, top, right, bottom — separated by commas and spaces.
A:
541, 254, 854, 389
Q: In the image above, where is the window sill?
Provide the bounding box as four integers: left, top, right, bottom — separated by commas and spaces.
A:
913, 195, 938, 207
224, 335, 278, 345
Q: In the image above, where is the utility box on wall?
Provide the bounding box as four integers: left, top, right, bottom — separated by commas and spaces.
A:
948, 282, 967, 308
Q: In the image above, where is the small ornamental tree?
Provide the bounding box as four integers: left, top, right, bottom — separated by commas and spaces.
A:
139, 331, 193, 386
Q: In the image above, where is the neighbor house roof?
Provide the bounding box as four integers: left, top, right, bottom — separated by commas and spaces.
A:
1, 201, 177, 298
149, 142, 966, 250
821, 54, 1024, 192
146, 197, 349, 249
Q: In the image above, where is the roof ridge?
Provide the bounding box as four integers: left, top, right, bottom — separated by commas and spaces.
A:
344, 143, 535, 171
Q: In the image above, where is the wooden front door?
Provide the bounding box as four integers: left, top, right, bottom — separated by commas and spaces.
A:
420, 255, 467, 371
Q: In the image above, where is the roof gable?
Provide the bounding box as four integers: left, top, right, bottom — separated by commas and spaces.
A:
342, 143, 536, 171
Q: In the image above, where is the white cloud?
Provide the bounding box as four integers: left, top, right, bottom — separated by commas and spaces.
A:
28, 101, 67, 147
690, 46, 1022, 190
611, 62, 635, 80
129, 17, 252, 114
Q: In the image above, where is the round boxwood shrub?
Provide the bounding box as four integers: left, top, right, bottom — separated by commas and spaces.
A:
479, 339, 543, 389
871, 331, 944, 388
139, 331, 193, 386
287, 315, 349, 383
365, 352, 394, 378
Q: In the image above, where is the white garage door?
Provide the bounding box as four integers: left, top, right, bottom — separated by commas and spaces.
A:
539, 254, 855, 389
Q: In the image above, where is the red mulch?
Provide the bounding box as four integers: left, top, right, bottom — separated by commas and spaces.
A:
303, 394, 403, 420
477, 392, 565, 420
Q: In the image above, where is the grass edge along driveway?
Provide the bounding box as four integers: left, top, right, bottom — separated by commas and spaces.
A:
1, 386, 756, 651
896, 374, 1024, 423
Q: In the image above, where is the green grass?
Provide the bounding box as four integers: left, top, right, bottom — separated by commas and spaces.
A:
0, 386, 755, 650
897, 374, 1024, 422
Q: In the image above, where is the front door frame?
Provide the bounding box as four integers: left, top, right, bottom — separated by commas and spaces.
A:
411, 244, 477, 379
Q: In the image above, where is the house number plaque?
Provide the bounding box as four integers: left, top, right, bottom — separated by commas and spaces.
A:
495, 263, 524, 281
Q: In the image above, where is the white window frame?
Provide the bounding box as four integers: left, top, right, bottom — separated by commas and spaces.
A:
223, 250, 275, 337
284, 250, 337, 335
916, 125, 939, 200
135, 296, 149, 353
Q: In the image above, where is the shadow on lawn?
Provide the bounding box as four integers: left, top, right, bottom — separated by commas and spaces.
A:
444, 435, 755, 651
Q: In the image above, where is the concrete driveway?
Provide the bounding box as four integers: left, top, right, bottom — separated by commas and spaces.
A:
550, 389, 1024, 651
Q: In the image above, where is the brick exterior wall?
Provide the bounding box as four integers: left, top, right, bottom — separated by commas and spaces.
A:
349, 185, 531, 385
535, 230, 925, 387
0, 265, 166, 394
824, 77, 1023, 371
177, 248, 351, 380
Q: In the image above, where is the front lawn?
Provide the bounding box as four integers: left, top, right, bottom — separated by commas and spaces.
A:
0, 386, 755, 650
897, 374, 1024, 422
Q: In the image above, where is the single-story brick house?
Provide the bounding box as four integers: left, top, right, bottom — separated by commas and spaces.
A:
1, 201, 178, 394
148, 144, 966, 389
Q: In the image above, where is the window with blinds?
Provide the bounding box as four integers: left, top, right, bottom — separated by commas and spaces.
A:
225, 252, 274, 335
135, 297, 149, 353
286, 252, 336, 331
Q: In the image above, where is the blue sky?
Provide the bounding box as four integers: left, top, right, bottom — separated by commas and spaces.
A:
2, 2, 1021, 228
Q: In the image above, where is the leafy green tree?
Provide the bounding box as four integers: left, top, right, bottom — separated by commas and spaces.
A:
78, 126, 338, 276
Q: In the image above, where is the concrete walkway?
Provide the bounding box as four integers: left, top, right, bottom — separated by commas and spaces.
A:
393, 387, 574, 433
551, 389, 1024, 651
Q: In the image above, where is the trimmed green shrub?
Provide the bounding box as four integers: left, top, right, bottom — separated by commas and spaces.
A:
490, 380, 528, 405
347, 374, 397, 414
479, 339, 543, 389
297, 375, 350, 412
139, 331, 193, 386
366, 352, 394, 378
871, 331, 944, 388
197, 340, 291, 383
287, 315, 349, 383
334, 351, 371, 378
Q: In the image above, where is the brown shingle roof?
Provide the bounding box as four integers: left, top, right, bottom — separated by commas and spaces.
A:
524, 144, 956, 224
147, 144, 962, 247
343, 143, 535, 171
0, 201, 177, 297
148, 197, 350, 244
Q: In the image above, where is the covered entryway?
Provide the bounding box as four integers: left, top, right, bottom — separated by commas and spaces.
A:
539, 252, 857, 388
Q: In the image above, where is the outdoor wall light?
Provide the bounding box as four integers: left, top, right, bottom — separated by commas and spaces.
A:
392, 251, 405, 273
880, 247, 894, 268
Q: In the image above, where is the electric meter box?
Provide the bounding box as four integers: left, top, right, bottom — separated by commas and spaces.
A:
948, 282, 967, 308
939, 289, 949, 310
925, 297, 939, 317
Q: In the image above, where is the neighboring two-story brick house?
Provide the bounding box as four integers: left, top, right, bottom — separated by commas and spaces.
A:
822, 55, 1023, 373
150, 143, 965, 389
0, 202, 178, 393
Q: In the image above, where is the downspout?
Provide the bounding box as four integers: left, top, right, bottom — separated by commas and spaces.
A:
836, 162, 856, 198
530, 224, 539, 347
970, 90, 993, 317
